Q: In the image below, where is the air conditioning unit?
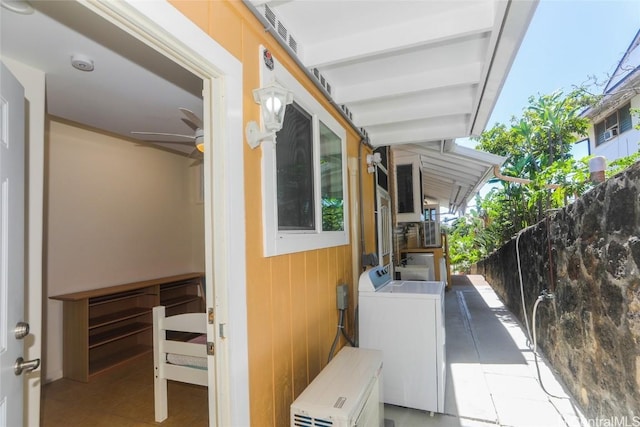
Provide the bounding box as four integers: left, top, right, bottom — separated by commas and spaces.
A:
291, 347, 384, 427
604, 128, 618, 141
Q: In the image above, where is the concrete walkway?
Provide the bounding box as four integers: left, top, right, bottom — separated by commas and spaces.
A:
384, 275, 588, 427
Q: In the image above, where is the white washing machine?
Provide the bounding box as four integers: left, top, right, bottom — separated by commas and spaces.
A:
358, 265, 446, 413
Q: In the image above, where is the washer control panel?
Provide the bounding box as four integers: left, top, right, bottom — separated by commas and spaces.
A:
359, 266, 392, 292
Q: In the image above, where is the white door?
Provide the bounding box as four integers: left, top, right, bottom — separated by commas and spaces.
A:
0, 62, 31, 427
376, 187, 392, 267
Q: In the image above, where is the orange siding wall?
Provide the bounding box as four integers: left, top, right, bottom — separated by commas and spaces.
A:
170, 2, 375, 426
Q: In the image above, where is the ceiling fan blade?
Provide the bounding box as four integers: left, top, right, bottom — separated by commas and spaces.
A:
179, 107, 203, 129
138, 139, 196, 146
131, 131, 195, 140
181, 117, 199, 132
188, 145, 205, 159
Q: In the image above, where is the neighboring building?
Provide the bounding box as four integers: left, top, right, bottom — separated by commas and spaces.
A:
582, 30, 640, 161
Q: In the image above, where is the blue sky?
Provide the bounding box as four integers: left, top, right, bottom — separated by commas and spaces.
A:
459, 0, 640, 150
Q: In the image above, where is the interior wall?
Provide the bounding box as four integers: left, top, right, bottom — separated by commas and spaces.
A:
169, 2, 376, 426
45, 118, 204, 381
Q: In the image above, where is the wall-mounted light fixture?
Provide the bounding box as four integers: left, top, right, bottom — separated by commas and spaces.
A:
366, 152, 382, 173
245, 82, 293, 149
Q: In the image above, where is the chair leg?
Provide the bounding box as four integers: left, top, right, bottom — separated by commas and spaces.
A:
154, 374, 168, 422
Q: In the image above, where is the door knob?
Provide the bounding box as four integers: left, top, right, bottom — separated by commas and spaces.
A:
14, 321, 30, 339
14, 357, 40, 376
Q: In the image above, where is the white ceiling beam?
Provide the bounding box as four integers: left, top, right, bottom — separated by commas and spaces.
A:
355, 99, 471, 127
303, 3, 494, 68
421, 167, 481, 186
422, 159, 487, 179
333, 62, 482, 104
368, 121, 468, 147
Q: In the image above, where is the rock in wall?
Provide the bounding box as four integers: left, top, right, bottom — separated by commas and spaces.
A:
477, 162, 640, 419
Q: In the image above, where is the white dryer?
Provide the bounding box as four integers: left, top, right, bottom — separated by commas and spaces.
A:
358, 266, 446, 413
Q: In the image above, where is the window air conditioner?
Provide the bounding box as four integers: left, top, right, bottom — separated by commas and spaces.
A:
604, 128, 618, 141
291, 347, 384, 427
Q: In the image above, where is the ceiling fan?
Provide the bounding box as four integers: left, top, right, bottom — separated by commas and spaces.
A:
132, 107, 204, 153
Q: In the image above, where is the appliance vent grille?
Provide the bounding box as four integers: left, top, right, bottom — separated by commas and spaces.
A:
289, 36, 298, 53
292, 413, 334, 426
263, 4, 299, 55
311, 68, 333, 95
277, 21, 288, 41
264, 5, 276, 27
340, 104, 353, 121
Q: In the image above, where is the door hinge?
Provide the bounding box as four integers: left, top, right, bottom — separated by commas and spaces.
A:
207, 341, 215, 356
219, 323, 227, 339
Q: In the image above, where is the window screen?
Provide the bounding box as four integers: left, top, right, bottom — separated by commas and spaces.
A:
276, 102, 314, 230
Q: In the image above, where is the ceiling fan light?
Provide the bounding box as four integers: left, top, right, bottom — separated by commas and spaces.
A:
1, 0, 34, 14
196, 141, 205, 153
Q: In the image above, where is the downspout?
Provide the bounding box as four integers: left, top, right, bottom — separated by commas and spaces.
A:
358, 139, 367, 271
348, 157, 360, 290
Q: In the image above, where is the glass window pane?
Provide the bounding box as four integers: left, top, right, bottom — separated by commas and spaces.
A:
619, 103, 632, 133
396, 164, 414, 213
604, 112, 618, 129
594, 121, 606, 146
320, 121, 344, 231
276, 103, 314, 230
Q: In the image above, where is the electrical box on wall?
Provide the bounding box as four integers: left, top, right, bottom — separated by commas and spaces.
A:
336, 284, 348, 310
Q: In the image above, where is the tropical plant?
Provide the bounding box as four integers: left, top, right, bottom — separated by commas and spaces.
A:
448, 90, 591, 266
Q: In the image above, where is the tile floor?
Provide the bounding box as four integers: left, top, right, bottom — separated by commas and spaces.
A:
383, 275, 588, 427
41, 274, 588, 427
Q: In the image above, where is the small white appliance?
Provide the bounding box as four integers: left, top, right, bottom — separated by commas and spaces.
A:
290, 347, 384, 427
358, 266, 445, 413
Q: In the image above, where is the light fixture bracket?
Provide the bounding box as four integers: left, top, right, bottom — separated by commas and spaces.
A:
246, 121, 275, 150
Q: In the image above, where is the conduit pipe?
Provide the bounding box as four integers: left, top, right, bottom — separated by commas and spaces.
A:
492, 165, 560, 189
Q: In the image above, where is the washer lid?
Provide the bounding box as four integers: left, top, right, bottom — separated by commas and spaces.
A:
377, 280, 445, 296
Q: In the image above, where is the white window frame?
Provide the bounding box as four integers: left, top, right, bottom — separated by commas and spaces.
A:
259, 46, 349, 256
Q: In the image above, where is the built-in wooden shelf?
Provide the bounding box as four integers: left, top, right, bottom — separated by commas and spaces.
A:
51, 273, 204, 382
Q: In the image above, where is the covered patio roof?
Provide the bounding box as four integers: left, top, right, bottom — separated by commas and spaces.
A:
246, 0, 537, 213
395, 141, 506, 214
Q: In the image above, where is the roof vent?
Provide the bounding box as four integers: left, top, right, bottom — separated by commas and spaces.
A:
263, 5, 300, 55
311, 68, 333, 96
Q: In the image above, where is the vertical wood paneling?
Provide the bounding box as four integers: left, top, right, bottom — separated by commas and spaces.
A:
270, 256, 293, 424
172, 3, 373, 425
316, 250, 330, 366
246, 255, 275, 425
246, 258, 274, 425
290, 252, 308, 397
305, 251, 322, 381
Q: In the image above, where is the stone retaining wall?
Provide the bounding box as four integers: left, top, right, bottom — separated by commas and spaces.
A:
475, 162, 640, 419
